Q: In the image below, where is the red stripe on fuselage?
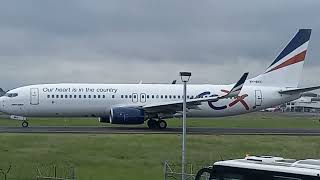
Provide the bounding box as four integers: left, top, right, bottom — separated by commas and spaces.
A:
265, 50, 307, 73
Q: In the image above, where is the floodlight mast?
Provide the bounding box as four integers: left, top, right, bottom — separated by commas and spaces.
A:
179, 71, 191, 180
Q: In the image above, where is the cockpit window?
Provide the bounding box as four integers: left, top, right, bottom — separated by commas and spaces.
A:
4, 93, 18, 97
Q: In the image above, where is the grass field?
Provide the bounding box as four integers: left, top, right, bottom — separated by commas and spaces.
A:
1, 113, 320, 179
1, 134, 320, 180
1, 112, 320, 128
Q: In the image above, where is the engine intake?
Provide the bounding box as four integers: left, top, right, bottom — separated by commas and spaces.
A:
110, 107, 145, 124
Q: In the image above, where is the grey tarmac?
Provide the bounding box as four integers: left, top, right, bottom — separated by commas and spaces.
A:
1, 126, 320, 135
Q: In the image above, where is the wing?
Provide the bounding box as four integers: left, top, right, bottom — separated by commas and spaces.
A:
143, 72, 249, 115
279, 85, 320, 95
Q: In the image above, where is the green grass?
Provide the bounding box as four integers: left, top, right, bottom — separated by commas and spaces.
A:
1, 134, 320, 180
1, 113, 320, 179
1, 112, 320, 128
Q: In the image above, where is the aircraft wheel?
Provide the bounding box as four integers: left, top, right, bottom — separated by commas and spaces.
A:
22, 121, 29, 128
158, 120, 167, 129
147, 119, 158, 129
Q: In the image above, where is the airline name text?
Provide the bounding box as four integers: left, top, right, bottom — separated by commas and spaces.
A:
42, 87, 118, 93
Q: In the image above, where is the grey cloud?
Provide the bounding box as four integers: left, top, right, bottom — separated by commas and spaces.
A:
0, 0, 319, 90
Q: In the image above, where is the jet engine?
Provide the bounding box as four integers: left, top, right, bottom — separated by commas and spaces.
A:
109, 107, 145, 124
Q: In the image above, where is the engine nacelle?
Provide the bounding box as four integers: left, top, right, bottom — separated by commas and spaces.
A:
110, 107, 145, 124
99, 116, 110, 123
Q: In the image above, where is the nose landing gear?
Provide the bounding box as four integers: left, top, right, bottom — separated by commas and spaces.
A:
147, 119, 167, 129
9, 115, 28, 128
22, 121, 29, 128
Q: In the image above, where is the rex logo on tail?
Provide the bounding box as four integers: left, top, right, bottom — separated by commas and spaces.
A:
0, 29, 319, 129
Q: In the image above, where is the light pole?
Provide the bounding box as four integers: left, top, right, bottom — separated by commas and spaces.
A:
180, 71, 191, 180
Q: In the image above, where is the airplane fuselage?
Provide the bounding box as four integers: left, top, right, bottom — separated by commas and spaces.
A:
0, 83, 300, 118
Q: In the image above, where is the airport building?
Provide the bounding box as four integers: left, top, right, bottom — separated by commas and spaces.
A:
283, 93, 320, 112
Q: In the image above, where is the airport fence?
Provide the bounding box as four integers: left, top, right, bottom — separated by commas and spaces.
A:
163, 161, 211, 180
0, 164, 76, 180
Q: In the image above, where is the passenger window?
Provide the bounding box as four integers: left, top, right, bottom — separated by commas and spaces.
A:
173, 95, 176, 99
74, 95, 77, 98
147, 95, 149, 99
112, 95, 115, 98
161, 95, 163, 99
79, 95, 82, 98
169, 95, 172, 99
165, 95, 167, 99
98, 95, 101, 98
65, 95, 68, 98
52, 95, 54, 98
125, 95, 128, 98
178, 95, 180, 99
93, 95, 96, 98
84, 95, 86, 98
129, 95, 132, 98
103, 95, 105, 98
47, 95, 50, 98
70, 95, 72, 98
60, 95, 63, 98
121, 95, 124, 98
152, 95, 154, 98
56, 95, 59, 98
187, 95, 190, 99
88, 95, 91, 98
133, 95, 137, 98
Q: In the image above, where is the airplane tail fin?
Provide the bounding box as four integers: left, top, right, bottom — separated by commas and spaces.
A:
249, 29, 312, 88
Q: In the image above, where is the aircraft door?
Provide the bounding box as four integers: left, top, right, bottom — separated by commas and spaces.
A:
140, 93, 146, 103
255, 90, 262, 107
30, 88, 39, 105
132, 93, 138, 103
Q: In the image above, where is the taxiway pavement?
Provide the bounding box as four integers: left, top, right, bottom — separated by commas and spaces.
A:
1, 126, 320, 135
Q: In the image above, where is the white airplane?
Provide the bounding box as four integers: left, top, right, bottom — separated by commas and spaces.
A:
0, 29, 319, 129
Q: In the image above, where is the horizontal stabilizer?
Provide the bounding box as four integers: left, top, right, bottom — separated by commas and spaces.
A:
279, 86, 320, 95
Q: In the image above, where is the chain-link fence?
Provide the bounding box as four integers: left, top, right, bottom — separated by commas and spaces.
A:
0, 164, 76, 180
164, 161, 211, 180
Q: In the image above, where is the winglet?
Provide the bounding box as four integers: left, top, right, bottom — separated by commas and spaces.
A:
222, 72, 249, 98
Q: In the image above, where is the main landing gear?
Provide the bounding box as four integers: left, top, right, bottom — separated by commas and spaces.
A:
21, 121, 29, 128
147, 119, 167, 129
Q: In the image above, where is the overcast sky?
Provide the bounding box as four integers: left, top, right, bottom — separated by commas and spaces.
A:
0, 0, 319, 90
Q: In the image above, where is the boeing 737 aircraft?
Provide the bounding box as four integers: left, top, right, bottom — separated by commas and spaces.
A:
0, 29, 319, 129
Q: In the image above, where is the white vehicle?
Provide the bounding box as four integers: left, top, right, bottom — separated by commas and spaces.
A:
195, 155, 320, 180
0, 29, 319, 129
